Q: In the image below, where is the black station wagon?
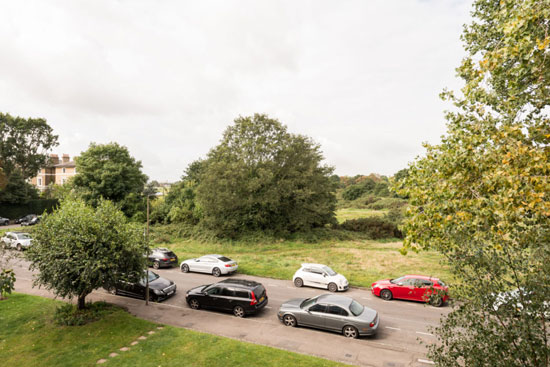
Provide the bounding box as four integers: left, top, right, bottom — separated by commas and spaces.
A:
185, 279, 268, 317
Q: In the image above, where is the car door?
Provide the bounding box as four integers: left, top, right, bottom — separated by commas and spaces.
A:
301, 303, 327, 328
7, 233, 16, 248
324, 305, 349, 331
202, 286, 223, 309
189, 258, 205, 272
392, 278, 416, 300
306, 268, 326, 289
219, 287, 238, 311
414, 279, 433, 302
201, 257, 217, 274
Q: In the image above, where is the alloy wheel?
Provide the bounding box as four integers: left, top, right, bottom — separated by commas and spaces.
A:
343, 325, 358, 338
283, 315, 297, 327
233, 306, 245, 318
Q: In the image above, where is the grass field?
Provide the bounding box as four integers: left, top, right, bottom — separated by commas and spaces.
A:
335, 208, 385, 223
161, 239, 452, 287
0, 293, 343, 367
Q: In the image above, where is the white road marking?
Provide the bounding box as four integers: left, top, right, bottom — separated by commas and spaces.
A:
265, 306, 272, 309
418, 358, 435, 365
385, 326, 401, 331
416, 331, 434, 337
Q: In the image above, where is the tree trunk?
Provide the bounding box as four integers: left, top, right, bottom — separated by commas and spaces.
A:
77, 293, 87, 310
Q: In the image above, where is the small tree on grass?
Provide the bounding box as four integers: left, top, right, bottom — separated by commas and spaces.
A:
26, 199, 148, 310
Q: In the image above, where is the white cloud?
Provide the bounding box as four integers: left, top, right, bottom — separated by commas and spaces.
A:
0, 0, 473, 181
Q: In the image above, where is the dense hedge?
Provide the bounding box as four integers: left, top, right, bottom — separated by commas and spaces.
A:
336, 216, 402, 239
0, 199, 59, 220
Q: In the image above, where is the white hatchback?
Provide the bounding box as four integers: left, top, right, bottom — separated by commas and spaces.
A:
180, 254, 238, 277
293, 263, 349, 292
1, 232, 32, 251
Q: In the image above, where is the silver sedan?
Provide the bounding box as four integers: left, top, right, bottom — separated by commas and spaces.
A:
180, 254, 238, 277
277, 294, 379, 338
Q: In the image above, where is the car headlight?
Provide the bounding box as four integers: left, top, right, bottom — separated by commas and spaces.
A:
152, 289, 163, 295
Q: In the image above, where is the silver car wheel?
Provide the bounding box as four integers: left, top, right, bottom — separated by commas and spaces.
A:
343, 325, 358, 338
181, 264, 189, 273
283, 315, 297, 327
212, 267, 221, 277
153, 261, 160, 270
294, 278, 303, 287
189, 299, 200, 309
328, 282, 338, 292
233, 305, 245, 318
16, 243, 22, 251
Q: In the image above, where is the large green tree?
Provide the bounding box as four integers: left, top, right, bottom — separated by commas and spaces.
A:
397, 1, 550, 366
0, 112, 58, 203
27, 199, 149, 309
196, 114, 336, 237
72, 142, 148, 217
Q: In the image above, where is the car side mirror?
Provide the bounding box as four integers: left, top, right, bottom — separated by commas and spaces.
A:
397, 282, 403, 286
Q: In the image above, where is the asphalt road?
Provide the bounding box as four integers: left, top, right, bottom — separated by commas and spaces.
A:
7, 253, 450, 367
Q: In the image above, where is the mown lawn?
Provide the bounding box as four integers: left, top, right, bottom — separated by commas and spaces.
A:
335, 208, 385, 223
161, 239, 453, 287
0, 293, 344, 367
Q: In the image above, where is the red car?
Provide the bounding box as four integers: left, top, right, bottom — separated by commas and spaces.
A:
371, 275, 449, 307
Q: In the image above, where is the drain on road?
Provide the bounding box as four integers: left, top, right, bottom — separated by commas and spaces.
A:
383, 362, 404, 367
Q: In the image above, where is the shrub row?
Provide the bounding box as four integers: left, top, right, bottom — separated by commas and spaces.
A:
336, 216, 403, 239
0, 199, 59, 220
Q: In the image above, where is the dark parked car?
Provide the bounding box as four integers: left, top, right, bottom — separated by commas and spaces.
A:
185, 278, 268, 317
0, 217, 9, 226
108, 271, 176, 302
21, 216, 40, 226
148, 247, 178, 269
15, 214, 36, 224
278, 294, 379, 338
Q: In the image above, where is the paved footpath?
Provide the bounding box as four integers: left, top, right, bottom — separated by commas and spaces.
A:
7, 254, 448, 367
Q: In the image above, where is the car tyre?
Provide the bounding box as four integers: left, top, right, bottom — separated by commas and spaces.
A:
181, 264, 189, 273
380, 289, 393, 301
152, 261, 160, 270
430, 296, 443, 307
294, 277, 303, 287
283, 314, 297, 327
189, 298, 200, 310
212, 267, 221, 277
343, 325, 359, 338
108, 287, 117, 295
328, 282, 338, 292
233, 305, 245, 318
16, 243, 22, 251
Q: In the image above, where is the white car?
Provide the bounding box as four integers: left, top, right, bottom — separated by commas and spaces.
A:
180, 254, 238, 277
493, 288, 550, 318
293, 263, 349, 292
1, 231, 32, 251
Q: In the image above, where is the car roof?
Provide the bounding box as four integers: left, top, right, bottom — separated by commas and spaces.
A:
403, 274, 441, 281
201, 254, 223, 258
218, 279, 261, 289
317, 294, 354, 307
153, 247, 172, 252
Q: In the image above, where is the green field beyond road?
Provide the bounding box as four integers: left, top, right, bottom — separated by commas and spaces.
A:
161, 239, 452, 287
0, 293, 344, 367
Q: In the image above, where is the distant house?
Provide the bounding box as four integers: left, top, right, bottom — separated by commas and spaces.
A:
30, 154, 77, 191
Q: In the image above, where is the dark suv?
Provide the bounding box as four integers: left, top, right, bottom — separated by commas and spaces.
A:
185, 278, 268, 317
148, 248, 178, 269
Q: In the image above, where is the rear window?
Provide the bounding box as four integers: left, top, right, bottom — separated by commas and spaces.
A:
221, 288, 236, 297
162, 251, 176, 257
438, 280, 446, 287
218, 256, 232, 262
253, 285, 265, 298
235, 290, 249, 298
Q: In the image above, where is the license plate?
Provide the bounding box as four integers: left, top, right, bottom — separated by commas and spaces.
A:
170, 258, 175, 261
167, 291, 174, 296
259, 296, 265, 302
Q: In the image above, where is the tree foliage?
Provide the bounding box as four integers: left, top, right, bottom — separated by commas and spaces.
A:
26, 199, 148, 310
397, 1, 550, 366
0, 112, 58, 203
72, 142, 148, 217
196, 114, 336, 237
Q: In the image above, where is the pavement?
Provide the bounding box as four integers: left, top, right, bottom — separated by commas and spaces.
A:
7, 253, 449, 367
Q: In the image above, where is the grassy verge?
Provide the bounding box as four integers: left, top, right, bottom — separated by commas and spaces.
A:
160, 238, 452, 287
0, 293, 344, 367
335, 208, 385, 223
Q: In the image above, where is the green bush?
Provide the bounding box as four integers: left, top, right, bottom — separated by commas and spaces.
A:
337, 216, 402, 239
365, 197, 407, 210
53, 301, 116, 326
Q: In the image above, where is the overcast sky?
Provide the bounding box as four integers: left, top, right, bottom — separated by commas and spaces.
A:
0, 0, 473, 182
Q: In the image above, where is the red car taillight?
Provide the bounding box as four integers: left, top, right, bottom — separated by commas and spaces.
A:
250, 291, 257, 305
225, 264, 231, 267
369, 322, 375, 327
161, 258, 168, 261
